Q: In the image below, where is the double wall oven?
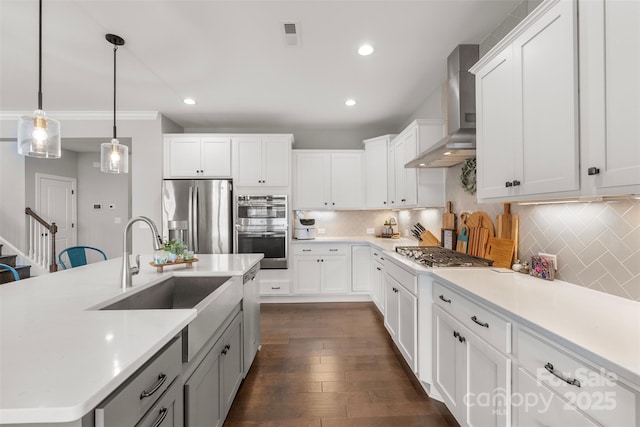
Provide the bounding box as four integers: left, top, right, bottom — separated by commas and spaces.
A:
235, 195, 288, 269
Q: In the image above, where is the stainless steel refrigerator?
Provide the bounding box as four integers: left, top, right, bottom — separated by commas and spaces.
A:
162, 179, 233, 254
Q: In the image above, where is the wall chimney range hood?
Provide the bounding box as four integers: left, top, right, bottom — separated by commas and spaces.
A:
406, 44, 479, 168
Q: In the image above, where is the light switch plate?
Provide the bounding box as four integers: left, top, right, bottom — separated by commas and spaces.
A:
317, 228, 326, 235
366, 228, 374, 234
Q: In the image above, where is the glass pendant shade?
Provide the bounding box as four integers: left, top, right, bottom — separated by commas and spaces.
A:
17, 110, 61, 158
100, 138, 128, 173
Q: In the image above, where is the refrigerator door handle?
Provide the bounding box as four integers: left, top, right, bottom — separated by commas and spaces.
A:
193, 185, 199, 252
188, 185, 194, 251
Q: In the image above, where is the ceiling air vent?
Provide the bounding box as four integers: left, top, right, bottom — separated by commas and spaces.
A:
281, 21, 301, 46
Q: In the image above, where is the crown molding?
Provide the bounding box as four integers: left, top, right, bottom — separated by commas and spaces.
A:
0, 111, 159, 121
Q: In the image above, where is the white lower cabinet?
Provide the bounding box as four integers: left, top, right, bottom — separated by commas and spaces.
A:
383, 259, 418, 372
370, 250, 385, 314
184, 313, 243, 427
242, 268, 261, 374
293, 244, 350, 295
433, 305, 511, 427
351, 245, 371, 293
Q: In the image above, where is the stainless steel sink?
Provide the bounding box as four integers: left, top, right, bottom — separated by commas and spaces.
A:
99, 275, 243, 362
101, 276, 231, 310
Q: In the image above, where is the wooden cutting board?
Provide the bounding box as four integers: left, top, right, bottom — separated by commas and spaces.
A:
485, 237, 516, 268
496, 203, 519, 263
456, 226, 469, 254
442, 201, 456, 230
467, 212, 493, 257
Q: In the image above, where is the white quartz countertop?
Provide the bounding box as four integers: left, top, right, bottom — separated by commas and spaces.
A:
431, 268, 640, 386
0, 254, 262, 425
291, 236, 420, 252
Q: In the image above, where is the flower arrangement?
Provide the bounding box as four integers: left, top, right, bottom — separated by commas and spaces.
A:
163, 239, 188, 261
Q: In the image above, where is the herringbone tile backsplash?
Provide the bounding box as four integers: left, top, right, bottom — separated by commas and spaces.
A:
300, 197, 640, 301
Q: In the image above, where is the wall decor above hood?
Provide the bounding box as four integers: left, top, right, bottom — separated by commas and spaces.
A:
406, 44, 479, 168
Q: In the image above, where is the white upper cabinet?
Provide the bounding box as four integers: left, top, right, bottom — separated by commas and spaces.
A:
472, 0, 580, 202
390, 120, 446, 208
363, 135, 395, 209
164, 135, 231, 178
580, 0, 640, 195
292, 150, 363, 210
233, 135, 293, 187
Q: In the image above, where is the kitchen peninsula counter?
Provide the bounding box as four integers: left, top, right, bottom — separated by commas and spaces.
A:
0, 254, 262, 425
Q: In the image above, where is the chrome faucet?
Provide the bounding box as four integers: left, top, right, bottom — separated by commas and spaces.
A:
122, 216, 163, 290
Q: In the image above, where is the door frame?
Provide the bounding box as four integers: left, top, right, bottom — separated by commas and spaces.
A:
35, 173, 78, 247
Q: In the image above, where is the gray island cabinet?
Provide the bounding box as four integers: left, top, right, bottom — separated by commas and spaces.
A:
0, 254, 262, 427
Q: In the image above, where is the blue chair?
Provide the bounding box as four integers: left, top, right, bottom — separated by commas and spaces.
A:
58, 246, 107, 270
0, 263, 20, 281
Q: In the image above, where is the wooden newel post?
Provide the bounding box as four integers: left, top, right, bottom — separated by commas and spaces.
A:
49, 223, 58, 272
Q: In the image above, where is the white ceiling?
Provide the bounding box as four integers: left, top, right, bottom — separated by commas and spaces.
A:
0, 0, 518, 133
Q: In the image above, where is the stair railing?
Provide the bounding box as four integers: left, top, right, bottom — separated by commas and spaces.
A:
25, 208, 58, 272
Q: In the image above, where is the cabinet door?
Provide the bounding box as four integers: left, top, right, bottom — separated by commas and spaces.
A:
476, 48, 516, 199
397, 285, 417, 372
293, 256, 322, 293
351, 245, 371, 293
514, 0, 579, 196
383, 274, 399, 340
321, 255, 349, 294
137, 379, 184, 427
262, 137, 290, 186
293, 152, 331, 209
387, 144, 396, 207
371, 260, 384, 313
401, 129, 418, 206
581, 0, 640, 192
201, 137, 231, 177
330, 152, 363, 209
365, 139, 389, 208
166, 137, 202, 178
184, 341, 224, 427
466, 329, 511, 427
243, 270, 260, 374
222, 316, 243, 415
433, 306, 465, 424
234, 136, 263, 186
394, 137, 408, 206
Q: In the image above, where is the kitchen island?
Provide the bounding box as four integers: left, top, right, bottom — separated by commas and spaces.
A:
0, 254, 262, 426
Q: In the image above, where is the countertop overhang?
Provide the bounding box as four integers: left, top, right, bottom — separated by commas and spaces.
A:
0, 254, 262, 425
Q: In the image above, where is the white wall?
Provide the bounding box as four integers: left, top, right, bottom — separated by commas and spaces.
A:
77, 152, 130, 258
0, 140, 26, 251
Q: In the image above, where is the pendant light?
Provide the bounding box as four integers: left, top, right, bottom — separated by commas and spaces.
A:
17, 0, 61, 158
100, 33, 128, 173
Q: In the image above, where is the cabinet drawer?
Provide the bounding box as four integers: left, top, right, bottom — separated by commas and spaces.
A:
371, 248, 385, 262
433, 281, 511, 353
383, 258, 417, 295
260, 280, 290, 295
292, 243, 348, 255
516, 368, 599, 427
135, 377, 184, 427
517, 328, 637, 427
96, 337, 182, 427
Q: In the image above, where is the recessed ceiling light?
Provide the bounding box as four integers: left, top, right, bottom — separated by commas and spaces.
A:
345, 99, 356, 106
183, 98, 196, 105
358, 44, 374, 56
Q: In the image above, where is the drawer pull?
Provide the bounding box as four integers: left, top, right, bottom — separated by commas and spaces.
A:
453, 331, 465, 343
544, 363, 581, 387
373, 253, 378, 256
471, 315, 489, 328
376, 267, 381, 271
140, 373, 167, 400
302, 249, 312, 252
329, 248, 338, 252
271, 286, 281, 290
380, 257, 385, 260
151, 407, 168, 427
439, 295, 451, 303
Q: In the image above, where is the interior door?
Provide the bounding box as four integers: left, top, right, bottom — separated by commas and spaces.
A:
36, 173, 76, 252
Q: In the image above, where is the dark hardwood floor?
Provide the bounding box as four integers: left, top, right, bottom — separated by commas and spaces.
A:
225, 302, 458, 426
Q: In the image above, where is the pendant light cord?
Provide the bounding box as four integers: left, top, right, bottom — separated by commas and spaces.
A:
37, 0, 43, 110
113, 44, 118, 140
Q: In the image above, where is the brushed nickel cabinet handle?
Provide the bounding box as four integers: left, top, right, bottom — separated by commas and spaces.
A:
545, 362, 581, 387
151, 407, 168, 427
471, 315, 489, 328
140, 373, 167, 399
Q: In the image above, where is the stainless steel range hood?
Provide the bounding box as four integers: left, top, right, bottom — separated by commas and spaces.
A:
406, 44, 479, 168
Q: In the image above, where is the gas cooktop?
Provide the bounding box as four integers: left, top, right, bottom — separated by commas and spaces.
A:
395, 246, 493, 268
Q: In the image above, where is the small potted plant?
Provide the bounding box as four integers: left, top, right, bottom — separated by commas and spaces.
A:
163, 239, 188, 262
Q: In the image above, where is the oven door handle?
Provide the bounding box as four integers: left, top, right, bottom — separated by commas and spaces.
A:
238, 232, 283, 237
